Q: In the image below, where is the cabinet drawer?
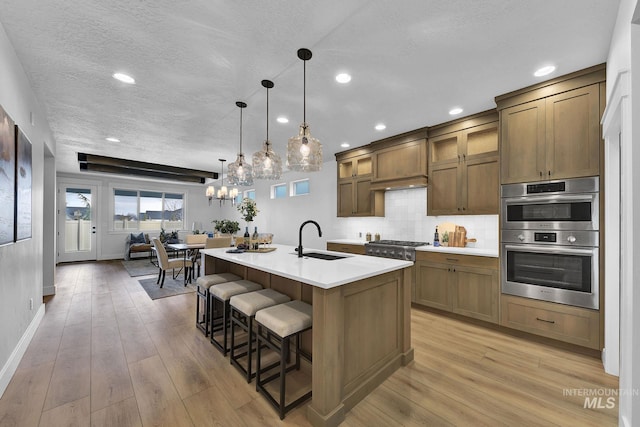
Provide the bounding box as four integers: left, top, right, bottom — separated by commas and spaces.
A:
326, 243, 366, 255
416, 251, 498, 269
501, 295, 600, 349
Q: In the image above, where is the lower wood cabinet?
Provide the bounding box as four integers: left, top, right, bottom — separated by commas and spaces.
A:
414, 252, 499, 324
326, 242, 366, 255
501, 294, 600, 350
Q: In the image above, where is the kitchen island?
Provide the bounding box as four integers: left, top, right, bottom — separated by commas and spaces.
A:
201, 244, 414, 427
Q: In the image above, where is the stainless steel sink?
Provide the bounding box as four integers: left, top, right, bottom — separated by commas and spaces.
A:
300, 252, 348, 260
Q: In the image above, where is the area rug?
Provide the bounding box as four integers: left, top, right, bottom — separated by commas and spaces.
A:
121, 259, 158, 277
138, 276, 196, 300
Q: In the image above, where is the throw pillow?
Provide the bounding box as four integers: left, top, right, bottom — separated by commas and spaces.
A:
130, 232, 145, 244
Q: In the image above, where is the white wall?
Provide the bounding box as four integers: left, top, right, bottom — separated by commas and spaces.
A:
0, 23, 56, 397
606, 0, 640, 425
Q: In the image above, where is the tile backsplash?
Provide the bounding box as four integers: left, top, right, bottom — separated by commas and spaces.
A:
333, 188, 498, 250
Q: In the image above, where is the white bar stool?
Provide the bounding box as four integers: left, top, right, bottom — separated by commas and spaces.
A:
209, 280, 263, 355
195, 272, 242, 336
229, 289, 291, 382
255, 300, 313, 419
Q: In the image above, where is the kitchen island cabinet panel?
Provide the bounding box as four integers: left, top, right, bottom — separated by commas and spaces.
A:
202, 245, 413, 427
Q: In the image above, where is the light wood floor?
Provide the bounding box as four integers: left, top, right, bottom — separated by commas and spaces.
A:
0, 261, 618, 426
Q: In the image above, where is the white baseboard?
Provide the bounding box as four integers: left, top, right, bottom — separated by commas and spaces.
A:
0, 303, 46, 398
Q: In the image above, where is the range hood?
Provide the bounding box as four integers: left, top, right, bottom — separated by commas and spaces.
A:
369, 175, 427, 191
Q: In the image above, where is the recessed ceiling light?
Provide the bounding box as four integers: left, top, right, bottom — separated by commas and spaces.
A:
276, 116, 289, 124
112, 72, 135, 84
335, 73, 352, 84
341, 142, 350, 148
449, 107, 463, 115
534, 65, 556, 77
105, 137, 120, 142
375, 123, 386, 131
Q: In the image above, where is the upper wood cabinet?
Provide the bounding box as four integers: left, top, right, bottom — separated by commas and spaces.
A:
496, 64, 605, 184
336, 149, 384, 217
370, 130, 428, 190
428, 110, 499, 215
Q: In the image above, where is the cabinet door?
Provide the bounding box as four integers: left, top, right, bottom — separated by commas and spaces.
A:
452, 265, 498, 323
500, 99, 546, 184
354, 178, 373, 216
337, 181, 354, 217
545, 84, 600, 180
414, 261, 451, 311
428, 163, 460, 215
463, 155, 499, 214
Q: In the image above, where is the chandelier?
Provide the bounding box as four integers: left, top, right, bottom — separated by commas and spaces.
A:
287, 48, 322, 172
227, 101, 254, 186
206, 159, 238, 206
253, 79, 283, 180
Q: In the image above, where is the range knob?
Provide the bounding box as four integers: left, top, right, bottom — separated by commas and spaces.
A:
518, 234, 525, 242
567, 235, 577, 243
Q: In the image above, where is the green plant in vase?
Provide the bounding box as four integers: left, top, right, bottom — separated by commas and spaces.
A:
212, 219, 240, 235
237, 198, 259, 222
442, 231, 449, 247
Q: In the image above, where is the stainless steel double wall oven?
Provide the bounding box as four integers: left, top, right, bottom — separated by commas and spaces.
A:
500, 176, 599, 310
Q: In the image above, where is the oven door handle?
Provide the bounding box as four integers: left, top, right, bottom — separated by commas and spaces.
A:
504, 194, 595, 205
504, 244, 595, 256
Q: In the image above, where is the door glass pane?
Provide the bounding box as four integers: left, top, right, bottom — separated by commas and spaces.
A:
139, 191, 163, 231
114, 189, 138, 230
65, 188, 92, 252
163, 193, 183, 230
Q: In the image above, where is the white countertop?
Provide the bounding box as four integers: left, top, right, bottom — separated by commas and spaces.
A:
326, 239, 367, 245
201, 244, 412, 289
416, 245, 499, 257
327, 239, 498, 258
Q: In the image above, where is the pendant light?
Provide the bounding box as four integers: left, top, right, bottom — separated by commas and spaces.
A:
286, 48, 322, 172
253, 79, 283, 180
207, 159, 238, 206
228, 101, 254, 186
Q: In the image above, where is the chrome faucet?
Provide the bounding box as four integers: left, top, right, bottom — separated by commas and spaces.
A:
298, 220, 322, 258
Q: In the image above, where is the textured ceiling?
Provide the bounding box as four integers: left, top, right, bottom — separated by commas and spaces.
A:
0, 0, 619, 183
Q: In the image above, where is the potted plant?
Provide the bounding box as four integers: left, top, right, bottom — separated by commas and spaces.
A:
212, 219, 240, 236
237, 198, 259, 222
442, 231, 449, 247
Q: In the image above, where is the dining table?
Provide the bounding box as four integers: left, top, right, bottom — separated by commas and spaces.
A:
166, 242, 206, 282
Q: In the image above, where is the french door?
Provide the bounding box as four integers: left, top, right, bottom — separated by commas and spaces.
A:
58, 184, 97, 262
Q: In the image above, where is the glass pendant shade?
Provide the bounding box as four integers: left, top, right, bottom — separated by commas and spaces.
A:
227, 153, 253, 186
227, 101, 254, 186
287, 123, 322, 172
253, 79, 283, 179
253, 141, 283, 179
287, 48, 322, 172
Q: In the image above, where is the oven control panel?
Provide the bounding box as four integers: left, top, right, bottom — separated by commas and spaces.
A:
502, 230, 598, 247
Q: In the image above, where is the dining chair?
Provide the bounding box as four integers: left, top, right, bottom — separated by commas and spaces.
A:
152, 238, 193, 287
186, 234, 208, 278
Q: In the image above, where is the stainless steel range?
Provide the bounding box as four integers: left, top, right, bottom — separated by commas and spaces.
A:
365, 240, 429, 261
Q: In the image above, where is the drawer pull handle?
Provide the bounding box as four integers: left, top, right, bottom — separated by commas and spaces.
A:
536, 317, 556, 324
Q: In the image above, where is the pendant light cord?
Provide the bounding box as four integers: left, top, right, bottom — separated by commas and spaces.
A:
239, 107, 243, 154
266, 86, 269, 141
303, 59, 306, 124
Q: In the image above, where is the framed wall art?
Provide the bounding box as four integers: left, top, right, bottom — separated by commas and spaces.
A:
0, 105, 16, 246
15, 125, 32, 241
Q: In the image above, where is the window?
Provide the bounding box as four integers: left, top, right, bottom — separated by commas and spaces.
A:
245, 190, 256, 200
271, 183, 287, 199
113, 189, 184, 231
291, 179, 310, 196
